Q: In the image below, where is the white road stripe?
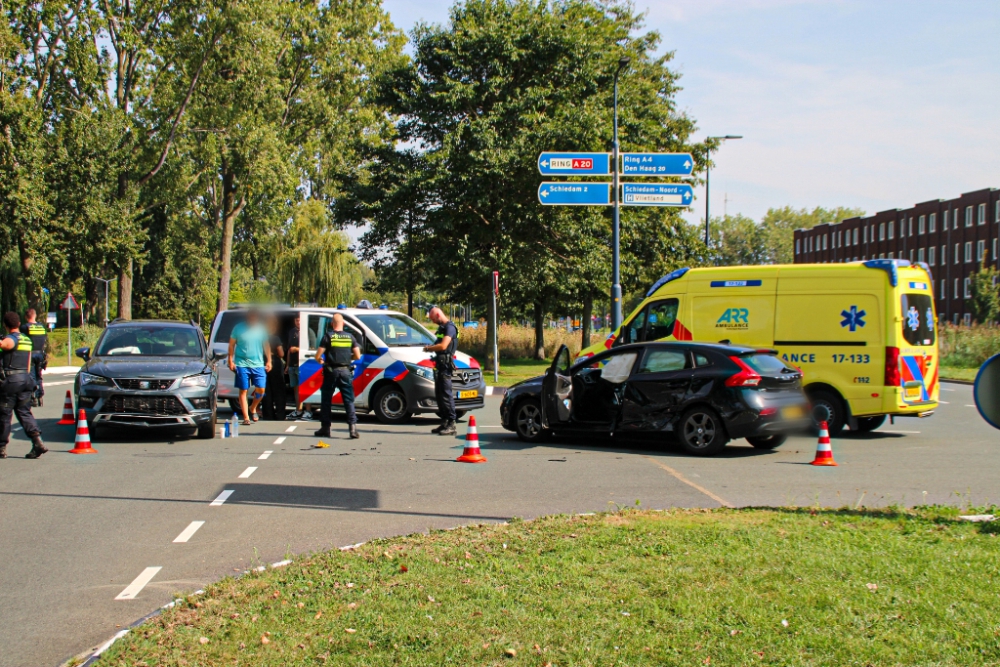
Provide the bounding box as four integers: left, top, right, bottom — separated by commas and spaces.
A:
12, 426, 21, 431
965, 404, 976, 408
259, 450, 273, 460
210, 490, 234, 506
939, 401, 950, 404
881, 430, 921, 434
238, 466, 257, 479
285, 425, 297, 432
273, 436, 286, 444
115, 566, 162, 600
173, 521, 205, 543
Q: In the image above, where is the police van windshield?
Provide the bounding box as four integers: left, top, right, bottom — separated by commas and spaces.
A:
356, 313, 435, 347
901, 294, 935, 346
97, 326, 203, 356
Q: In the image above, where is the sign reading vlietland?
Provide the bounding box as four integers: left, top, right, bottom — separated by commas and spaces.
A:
621, 183, 694, 207
621, 153, 695, 176
537, 152, 611, 176
537, 182, 612, 206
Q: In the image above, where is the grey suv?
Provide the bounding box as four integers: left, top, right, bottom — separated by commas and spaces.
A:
75, 320, 221, 439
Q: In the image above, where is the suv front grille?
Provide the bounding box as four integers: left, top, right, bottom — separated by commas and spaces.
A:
114, 378, 176, 390
103, 395, 188, 415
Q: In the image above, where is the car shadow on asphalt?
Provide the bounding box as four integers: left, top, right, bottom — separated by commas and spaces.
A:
473, 431, 778, 459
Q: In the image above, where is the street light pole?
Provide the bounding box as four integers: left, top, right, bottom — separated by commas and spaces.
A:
704, 135, 743, 248
611, 56, 630, 331
94, 278, 114, 327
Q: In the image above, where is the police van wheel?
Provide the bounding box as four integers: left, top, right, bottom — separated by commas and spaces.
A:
373, 386, 412, 424
809, 390, 846, 436
854, 415, 886, 432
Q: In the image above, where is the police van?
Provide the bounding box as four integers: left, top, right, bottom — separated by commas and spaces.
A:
208, 306, 486, 423
577, 260, 938, 435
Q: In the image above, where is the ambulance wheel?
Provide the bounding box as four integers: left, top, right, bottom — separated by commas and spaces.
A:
746, 434, 787, 449
809, 390, 845, 436
373, 386, 412, 424
854, 415, 886, 432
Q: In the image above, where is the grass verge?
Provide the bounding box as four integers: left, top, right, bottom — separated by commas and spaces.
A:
939, 366, 978, 382
101, 507, 1000, 666
485, 358, 549, 386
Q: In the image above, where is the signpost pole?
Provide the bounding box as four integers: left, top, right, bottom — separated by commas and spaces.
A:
611, 56, 630, 331
67, 302, 71, 366
492, 271, 500, 385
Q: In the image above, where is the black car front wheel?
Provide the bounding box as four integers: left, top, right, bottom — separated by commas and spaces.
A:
514, 399, 549, 443
197, 409, 217, 439
679, 407, 729, 456
746, 433, 787, 449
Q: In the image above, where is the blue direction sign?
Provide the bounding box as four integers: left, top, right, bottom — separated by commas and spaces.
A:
538, 182, 611, 206
622, 183, 694, 207
538, 152, 610, 176
621, 153, 694, 176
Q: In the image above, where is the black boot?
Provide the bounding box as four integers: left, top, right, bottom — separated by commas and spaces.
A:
314, 428, 331, 438
25, 434, 47, 459
438, 420, 457, 436
349, 424, 359, 439
431, 421, 448, 434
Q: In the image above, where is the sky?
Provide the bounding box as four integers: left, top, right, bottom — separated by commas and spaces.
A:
380, 0, 1000, 228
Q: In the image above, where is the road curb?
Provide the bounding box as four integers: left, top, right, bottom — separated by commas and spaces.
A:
485, 386, 508, 395
941, 378, 974, 386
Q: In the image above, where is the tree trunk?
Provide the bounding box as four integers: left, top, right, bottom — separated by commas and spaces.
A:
85, 278, 98, 324
533, 301, 545, 361
118, 259, 133, 320
581, 289, 593, 349
16, 234, 40, 311
217, 168, 245, 313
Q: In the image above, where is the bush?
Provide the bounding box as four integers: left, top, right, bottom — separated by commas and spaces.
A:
939, 323, 1000, 368
457, 324, 603, 361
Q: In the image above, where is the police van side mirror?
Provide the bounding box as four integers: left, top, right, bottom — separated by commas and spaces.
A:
75, 347, 90, 362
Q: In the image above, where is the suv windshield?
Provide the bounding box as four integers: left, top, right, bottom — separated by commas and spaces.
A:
356, 313, 435, 347
901, 294, 935, 346
96, 326, 203, 357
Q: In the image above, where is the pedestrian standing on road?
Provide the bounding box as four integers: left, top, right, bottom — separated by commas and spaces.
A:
423, 307, 458, 436
20, 309, 46, 406
228, 308, 271, 426
286, 315, 303, 418
0, 312, 46, 459
314, 313, 360, 439
262, 316, 286, 421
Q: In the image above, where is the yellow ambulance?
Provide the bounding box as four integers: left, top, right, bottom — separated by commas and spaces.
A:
578, 260, 938, 435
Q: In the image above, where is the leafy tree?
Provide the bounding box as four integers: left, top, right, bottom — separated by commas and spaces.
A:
709, 214, 768, 266
760, 206, 866, 264
969, 260, 999, 325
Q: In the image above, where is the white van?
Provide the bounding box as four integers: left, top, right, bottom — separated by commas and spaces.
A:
208, 306, 486, 423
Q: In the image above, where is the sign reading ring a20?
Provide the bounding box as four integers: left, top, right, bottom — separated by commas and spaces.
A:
973, 354, 1000, 429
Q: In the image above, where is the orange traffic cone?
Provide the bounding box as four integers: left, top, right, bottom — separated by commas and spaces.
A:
810, 421, 836, 466
456, 415, 487, 463
69, 409, 98, 454
57, 391, 76, 425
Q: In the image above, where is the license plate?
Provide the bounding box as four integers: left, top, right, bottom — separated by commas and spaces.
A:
458, 390, 478, 399
781, 406, 804, 419
904, 385, 922, 399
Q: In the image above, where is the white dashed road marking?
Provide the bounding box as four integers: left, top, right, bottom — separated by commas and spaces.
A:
881, 430, 921, 434
966, 405, 976, 408
273, 436, 286, 445
238, 466, 257, 479
115, 567, 162, 600
173, 521, 205, 543
939, 401, 950, 404
210, 490, 234, 506
285, 425, 297, 433
259, 450, 273, 460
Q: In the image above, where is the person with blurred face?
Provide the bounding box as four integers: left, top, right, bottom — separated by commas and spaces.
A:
228, 309, 271, 425
262, 316, 286, 420
423, 307, 458, 436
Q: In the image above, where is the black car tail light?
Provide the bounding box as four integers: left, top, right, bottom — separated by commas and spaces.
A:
725, 356, 762, 387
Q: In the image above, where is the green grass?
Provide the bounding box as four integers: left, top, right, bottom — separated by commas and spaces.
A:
486, 358, 550, 386
101, 507, 1000, 666
939, 366, 978, 382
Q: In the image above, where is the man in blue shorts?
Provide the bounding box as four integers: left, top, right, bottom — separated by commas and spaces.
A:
228, 309, 271, 425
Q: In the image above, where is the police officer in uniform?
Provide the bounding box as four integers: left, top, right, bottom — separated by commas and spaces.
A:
423, 307, 459, 436
314, 313, 361, 439
0, 312, 46, 459
20, 308, 47, 406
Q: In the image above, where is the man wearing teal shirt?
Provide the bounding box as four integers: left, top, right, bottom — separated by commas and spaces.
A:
228, 309, 272, 425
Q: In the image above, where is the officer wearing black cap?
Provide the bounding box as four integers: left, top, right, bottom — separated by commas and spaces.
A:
0, 311, 46, 459
20, 308, 47, 405
314, 313, 361, 439
424, 307, 459, 436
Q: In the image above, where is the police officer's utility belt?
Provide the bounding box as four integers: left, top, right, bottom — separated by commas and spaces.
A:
325, 364, 352, 370
2, 370, 28, 375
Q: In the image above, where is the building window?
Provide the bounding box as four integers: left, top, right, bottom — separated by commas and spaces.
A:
964, 278, 971, 298
978, 239, 986, 262
795, 239, 800, 255
929, 213, 936, 232
888, 251, 894, 259
879, 223, 885, 241
942, 245, 947, 265
823, 235, 828, 251
863, 226, 868, 244
996, 201, 999, 223
966, 206, 973, 227
880, 253, 885, 259
918, 215, 925, 234
978, 203, 986, 225
965, 242, 973, 263
941, 279, 946, 298
943, 210, 949, 229
909, 249, 914, 262
964, 313, 972, 326
918, 248, 925, 263
853, 228, 858, 245
955, 244, 961, 264
994, 239, 998, 263
954, 278, 959, 299
928, 246, 935, 266
909, 218, 914, 236
888, 221, 895, 239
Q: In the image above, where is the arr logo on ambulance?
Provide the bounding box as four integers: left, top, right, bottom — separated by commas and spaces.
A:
716, 308, 749, 329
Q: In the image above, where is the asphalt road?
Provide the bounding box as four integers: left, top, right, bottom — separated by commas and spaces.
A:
0, 377, 996, 667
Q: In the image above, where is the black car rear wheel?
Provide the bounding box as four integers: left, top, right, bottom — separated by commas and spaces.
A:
854, 415, 886, 432
514, 399, 548, 443
746, 434, 787, 449
679, 407, 729, 456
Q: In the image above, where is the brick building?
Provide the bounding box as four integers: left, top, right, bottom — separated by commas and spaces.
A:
793, 188, 1000, 324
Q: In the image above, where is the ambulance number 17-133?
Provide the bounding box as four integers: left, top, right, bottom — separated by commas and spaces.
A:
832, 354, 870, 364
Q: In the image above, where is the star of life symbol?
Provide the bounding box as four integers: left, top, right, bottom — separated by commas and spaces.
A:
907, 306, 920, 331
925, 307, 934, 332
840, 305, 866, 332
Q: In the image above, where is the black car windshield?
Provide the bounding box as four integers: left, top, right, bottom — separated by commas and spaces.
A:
96, 326, 203, 357
355, 313, 435, 347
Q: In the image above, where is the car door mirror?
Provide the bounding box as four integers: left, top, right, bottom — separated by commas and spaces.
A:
75, 346, 90, 362
211, 350, 227, 361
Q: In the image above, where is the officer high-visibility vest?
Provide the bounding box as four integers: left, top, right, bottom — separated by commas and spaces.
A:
324, 330, 356, 367
25, 323, 46, 352
2, 332, 32, 371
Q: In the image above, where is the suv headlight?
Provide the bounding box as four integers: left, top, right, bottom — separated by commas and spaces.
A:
80, 372, 111, 386
180, 373, 212, 388
404, 362, 434, 381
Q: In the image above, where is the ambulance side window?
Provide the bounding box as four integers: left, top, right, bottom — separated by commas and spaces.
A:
617, 308, 647, 345
644, 299, 679, 341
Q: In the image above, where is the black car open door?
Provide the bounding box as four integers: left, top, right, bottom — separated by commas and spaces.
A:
541, 344, 573, 428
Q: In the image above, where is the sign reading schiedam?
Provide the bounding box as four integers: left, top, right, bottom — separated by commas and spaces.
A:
621, 183, 693, 207
538, 182, 612, 206
537, 152, 611, 176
